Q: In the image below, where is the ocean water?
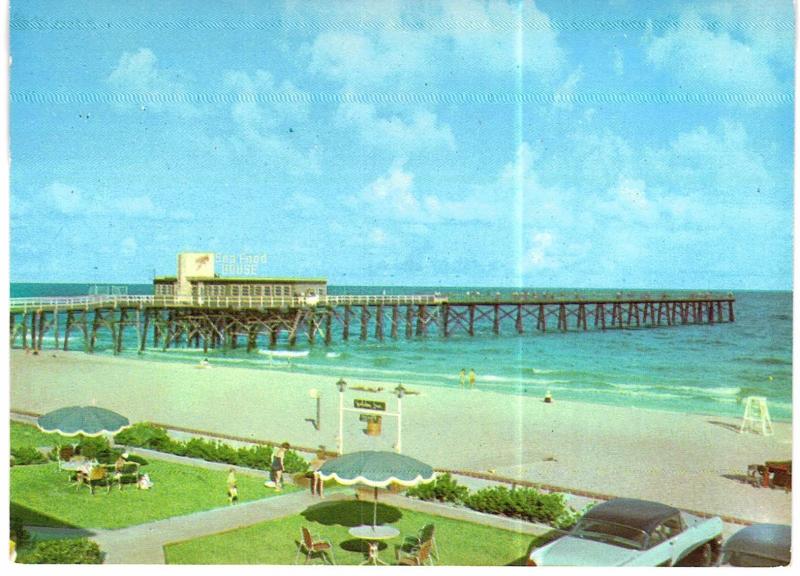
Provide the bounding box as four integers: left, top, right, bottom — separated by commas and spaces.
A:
10, 283, 793, 421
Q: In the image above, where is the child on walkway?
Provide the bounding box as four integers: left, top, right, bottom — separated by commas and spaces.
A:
227, 468, 239, 504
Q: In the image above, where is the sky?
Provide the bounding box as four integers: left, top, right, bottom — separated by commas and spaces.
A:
8, 0, 795, 289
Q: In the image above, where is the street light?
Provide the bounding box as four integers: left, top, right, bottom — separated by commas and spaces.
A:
336, 378, 347, 454
308, 388, 321, 431
394, 384, 405, 453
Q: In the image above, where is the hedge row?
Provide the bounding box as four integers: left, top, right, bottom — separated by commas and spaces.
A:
406, 473, 581, 529
19, 539, 102, 564
114, 423, 308, 474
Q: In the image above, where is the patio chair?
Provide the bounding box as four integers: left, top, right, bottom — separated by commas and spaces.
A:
396, 539, 434, 566
401, 523, 439, 560
115, 462, 141, 491
57, 446, 74, 470
81, 466, 113, 495
295, 527, 335, 565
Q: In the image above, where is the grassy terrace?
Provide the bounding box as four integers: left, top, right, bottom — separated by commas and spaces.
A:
165, 499, 543, 566
10, 421, 294, 530
10, 420, 66, 450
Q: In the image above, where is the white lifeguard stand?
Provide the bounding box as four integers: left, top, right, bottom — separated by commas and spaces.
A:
739, 396, 774, 436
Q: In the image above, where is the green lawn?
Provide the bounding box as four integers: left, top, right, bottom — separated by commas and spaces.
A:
165, 499, 549, 565
10, 421, 69, 451
11, 461, 296, 530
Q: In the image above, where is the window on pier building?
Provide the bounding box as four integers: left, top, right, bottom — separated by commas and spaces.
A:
252, 286, 262, 297
242, 285, 250, 297
231, 286, 239, 297
263, 286, 272, 296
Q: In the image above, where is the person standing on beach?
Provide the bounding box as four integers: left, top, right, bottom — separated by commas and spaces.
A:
459, 368, 466, 387
269, 442, 289, 491
469, 368, 476, 388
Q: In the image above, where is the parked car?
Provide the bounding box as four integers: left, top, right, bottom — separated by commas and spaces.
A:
527, 498, 723, 566
721, 524, 790, 567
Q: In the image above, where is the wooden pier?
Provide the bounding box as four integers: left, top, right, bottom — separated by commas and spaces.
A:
9, 292, 736, 354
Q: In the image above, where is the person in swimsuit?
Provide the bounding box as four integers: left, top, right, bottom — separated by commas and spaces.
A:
270, 442, 290, 491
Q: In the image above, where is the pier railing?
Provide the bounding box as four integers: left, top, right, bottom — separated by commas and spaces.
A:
8, 293, 443, 313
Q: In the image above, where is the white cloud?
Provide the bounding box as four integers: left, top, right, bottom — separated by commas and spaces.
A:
369, 227, 389, 245
121, 237, 138, 257
362, 160, 420, 217
526, 231, 555, 268
42, 181, 190, 221
358, 160, 499, 223
108, 48, 198, 115
308, 31, 431, 91
336, 102, 455, 153
554, 67, 582, 109
47, 182, 82, 214
645, 9, 787, 92
441, 0, 565, 79
492, 119, 787, 285
612, 48, 624, 76
221, 69, 318, 175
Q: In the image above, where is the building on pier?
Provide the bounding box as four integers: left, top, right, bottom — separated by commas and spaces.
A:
153, 252, 327, 299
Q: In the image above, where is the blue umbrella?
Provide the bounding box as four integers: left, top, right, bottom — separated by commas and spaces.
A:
319, 451, 436, 527
37, 405, 131, 437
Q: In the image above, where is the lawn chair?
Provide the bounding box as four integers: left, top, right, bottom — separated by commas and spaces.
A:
396, 539, 434, 566
115, 462, 141, 491
401, 523, 439, 561
295, 527, 335, 565
57, 446, 74, 470
80, 466, 113, 495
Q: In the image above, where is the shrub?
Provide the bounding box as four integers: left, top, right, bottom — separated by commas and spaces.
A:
113, 422, 307, 473
21, 539, 102, 564
124, 454, 148, 466
10, 517, 31, 547
464, 486, 570, 524
184, 437, 218, 461
75, 436, 111, 460
114, 422, 174, 451
284, 450, 309, 474
406, 473, 469, 504
236, 444, 272, 470
11, 446, 48, 466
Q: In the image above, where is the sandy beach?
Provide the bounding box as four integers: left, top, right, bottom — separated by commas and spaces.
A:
10, 349, 792, 524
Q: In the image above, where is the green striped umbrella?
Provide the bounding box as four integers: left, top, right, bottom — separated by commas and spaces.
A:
37, 406, 131, 437
318, 451, 436, 527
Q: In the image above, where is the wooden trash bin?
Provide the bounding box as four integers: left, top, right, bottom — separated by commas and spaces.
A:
365, 416, 382, 436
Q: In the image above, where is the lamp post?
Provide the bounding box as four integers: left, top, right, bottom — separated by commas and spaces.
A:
394, 384, 406, 453
336, 378, 347, 455
308, 388, 321, 431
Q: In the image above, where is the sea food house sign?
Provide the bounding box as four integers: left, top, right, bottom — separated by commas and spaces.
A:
217, 253, 268, 276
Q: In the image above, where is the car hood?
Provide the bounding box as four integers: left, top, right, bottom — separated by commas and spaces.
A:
532, 536, 640, 566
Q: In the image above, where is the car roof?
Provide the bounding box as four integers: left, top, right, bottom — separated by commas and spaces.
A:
583, 498, 681, 534
724, 524, 791, 564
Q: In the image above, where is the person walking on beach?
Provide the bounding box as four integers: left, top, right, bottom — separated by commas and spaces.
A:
227, 468, 239, 504
469, 368, 476, 388
268, 442, 290, 491
459, 368, 466, 387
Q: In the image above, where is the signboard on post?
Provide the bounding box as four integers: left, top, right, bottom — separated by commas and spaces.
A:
354, 399, 386, 411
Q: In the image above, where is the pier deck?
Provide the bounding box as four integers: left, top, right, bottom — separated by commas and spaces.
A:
9, 292, 735, 354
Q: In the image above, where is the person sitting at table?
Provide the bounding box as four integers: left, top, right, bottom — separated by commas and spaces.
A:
114, 453, 128, 473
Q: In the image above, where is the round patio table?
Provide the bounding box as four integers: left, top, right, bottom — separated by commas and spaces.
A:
348, 525, 400, 565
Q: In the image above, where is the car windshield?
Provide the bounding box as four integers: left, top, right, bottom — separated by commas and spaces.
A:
571, 519, 648, 550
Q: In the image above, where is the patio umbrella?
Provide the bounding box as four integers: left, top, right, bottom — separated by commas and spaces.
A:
318, 450, 436, 527
37, 405, 131, 437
